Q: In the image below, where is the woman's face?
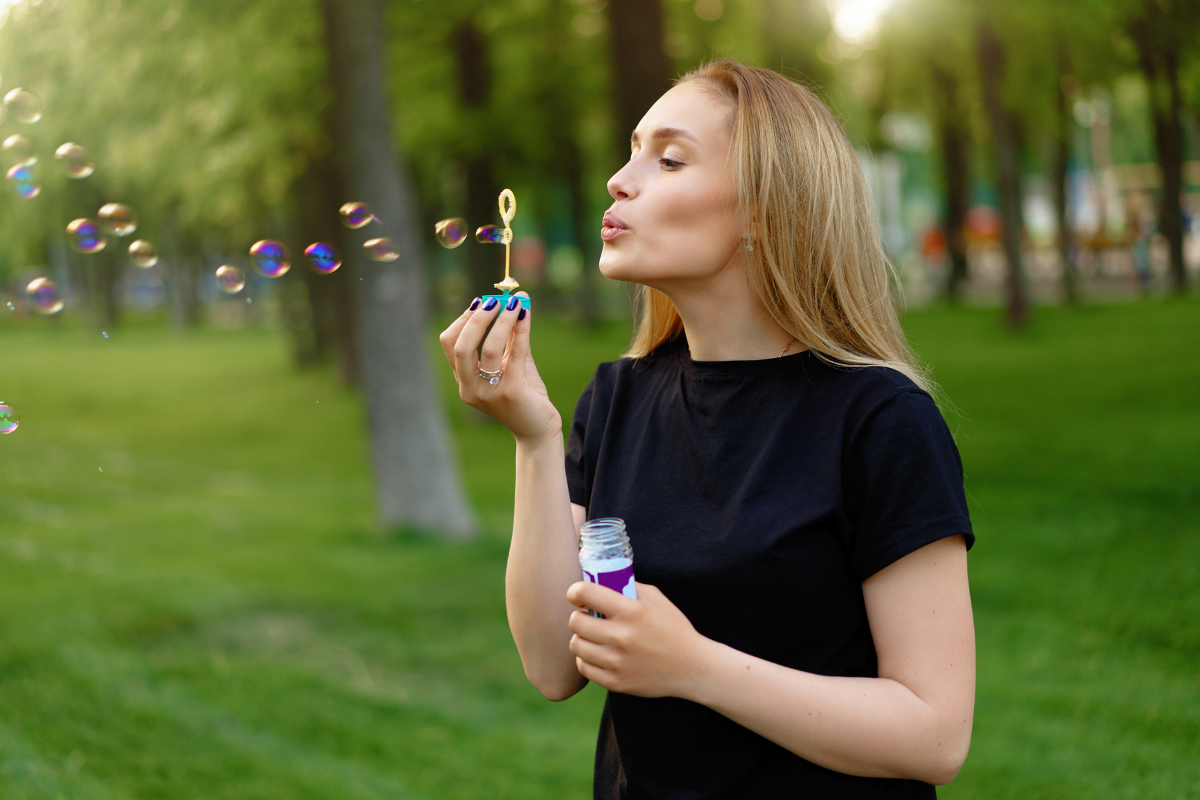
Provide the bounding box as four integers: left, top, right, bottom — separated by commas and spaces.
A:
599, 82, 742, 289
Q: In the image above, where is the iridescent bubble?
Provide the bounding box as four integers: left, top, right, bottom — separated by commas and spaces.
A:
128, 239, 158, 268
4, 88, 43, 124
363, 237, 400, 262
67, 218, 107, 254
0, 401, 19, 435
101, 331, 109, 339
98, 203, 137, 236
435, 218, 467, 248
3, 134, 35, 166
250, 240, 291, 277
304, 242, 340, 274
339, 202, 375, 229
475, 225, 512, 244
54, 143, 94, 179
5, 301, 13, 311
6, 164, 39, 198
25, 277, 63, 314
215, 264, 246, 294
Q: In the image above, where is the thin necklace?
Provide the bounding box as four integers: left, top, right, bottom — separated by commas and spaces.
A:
778, 338, 797, 357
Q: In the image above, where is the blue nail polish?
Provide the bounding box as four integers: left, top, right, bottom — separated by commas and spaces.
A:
483, 297, 498, 311
469, 297, 481, 311
518, 308, 527, 321
506, 295, 520, 311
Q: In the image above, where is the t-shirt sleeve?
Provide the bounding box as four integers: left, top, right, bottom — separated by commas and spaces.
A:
564, 375, 596, 508
843, 390, 974, 581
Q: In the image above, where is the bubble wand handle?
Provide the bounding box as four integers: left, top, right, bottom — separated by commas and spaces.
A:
483, 188, 529, 309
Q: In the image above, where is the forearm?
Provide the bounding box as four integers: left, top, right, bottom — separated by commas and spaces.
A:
507, 432, 586, 700
685, 640, 970, 785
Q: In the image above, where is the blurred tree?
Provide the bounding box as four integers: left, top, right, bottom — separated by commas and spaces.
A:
607, 0, 673, 151
976, 11, 1029, 326
322, 0, 474, 537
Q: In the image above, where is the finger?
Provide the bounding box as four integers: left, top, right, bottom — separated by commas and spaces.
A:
452, 297, 501, 384
570, 635, 619, 670
567, 581, 637, 619
504, 292, 531, 381
439, 299, 481, 380
575, 655, 610, 686
478, 294, 523, 373
568, 608, 615, 643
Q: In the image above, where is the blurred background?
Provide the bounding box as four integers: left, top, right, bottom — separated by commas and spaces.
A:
0, 0, 1197, 797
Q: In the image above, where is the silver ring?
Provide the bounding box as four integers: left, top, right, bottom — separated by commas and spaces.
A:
477, 367, 503, 386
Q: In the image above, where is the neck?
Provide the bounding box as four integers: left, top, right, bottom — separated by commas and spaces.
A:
655, 255, 799, 361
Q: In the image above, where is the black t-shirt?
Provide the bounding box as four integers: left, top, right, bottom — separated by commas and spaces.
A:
564, 339, 974, 800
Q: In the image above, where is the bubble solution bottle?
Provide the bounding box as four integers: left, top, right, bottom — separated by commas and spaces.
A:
579, 518, 637, 617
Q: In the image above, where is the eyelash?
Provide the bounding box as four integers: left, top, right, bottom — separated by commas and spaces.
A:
659, 158, 682, 170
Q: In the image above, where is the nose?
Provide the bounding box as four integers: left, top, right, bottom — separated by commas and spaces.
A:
607, 158, 636, 201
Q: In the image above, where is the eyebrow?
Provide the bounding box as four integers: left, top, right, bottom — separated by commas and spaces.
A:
630, 126, 701, 146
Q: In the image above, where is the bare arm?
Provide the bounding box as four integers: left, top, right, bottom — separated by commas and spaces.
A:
438, 296, 588, 700
567, 535, 975, 784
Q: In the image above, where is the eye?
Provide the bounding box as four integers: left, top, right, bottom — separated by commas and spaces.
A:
659, 157, 682, 170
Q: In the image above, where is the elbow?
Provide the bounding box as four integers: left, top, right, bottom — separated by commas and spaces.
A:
924, 735, 971, 786
524, 665, 585, 703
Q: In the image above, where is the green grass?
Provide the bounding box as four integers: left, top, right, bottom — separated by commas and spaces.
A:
0, 300, 1197, 798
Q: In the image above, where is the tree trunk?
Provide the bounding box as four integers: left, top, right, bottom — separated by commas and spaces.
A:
976, 19, 1028, 327
161, 214, 202, 329
1133, 29, 1187, 293
606, 0, 673, 153
1052, 45, 1079, 305
931, 62, 971, 301
321, 0, 474, 538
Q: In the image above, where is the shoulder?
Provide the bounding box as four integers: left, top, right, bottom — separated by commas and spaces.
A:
579, 340, 683, 404
798, 358, 948, 446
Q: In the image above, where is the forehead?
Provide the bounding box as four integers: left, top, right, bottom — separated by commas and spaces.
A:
634, 82, 734, 148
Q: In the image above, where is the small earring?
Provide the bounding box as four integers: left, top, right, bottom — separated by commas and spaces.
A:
745, 241, 753, 252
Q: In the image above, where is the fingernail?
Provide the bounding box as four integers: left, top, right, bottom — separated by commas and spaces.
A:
506, 295, 520, 311
469, 297, 481, 311
518, 307, 527, 321
483, 297, 498, 311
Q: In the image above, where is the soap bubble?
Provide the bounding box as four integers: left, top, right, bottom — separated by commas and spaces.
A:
25, 277, 63, 314
5, 301, 13, 311
98, 203, 137, 236
435, 218, 468, 248
101, 331, 109, 339
3, 134, 35, 166
54, 143, 94, 179
215, 264, 246, 294
339, 202, 375, 229
128, 239, 158, 268
67, 218, 107, 253
250, 240, 291, 277
0, 402, 18, 435
475, 225, 512, 244
4, 88, 43, 124
304, 242, 340, 274
363, 237, 399, 262
6, 164, 39, 198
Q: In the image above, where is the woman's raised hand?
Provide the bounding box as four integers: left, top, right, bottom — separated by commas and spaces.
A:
438, 293, 562, 444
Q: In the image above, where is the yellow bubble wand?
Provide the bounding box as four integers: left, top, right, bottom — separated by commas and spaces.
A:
478, 189, 530, 310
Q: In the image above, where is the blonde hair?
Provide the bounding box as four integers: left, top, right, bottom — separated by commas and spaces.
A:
624, 60, 932, 394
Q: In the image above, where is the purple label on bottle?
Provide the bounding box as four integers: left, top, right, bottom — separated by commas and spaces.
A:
580, 559, 636, 617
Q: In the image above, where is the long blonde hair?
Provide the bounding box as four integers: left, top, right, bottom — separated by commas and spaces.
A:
624, 60, 931, 393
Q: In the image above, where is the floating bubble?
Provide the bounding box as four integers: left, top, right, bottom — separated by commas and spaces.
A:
5, 301, 13, 311
475, 225, 512, 244
304, 242, 340, 274
6, 164, 39, 198
25, 277, 63, 314
54, 142, 94, 179
67, 218, 107, 253
339, 202, 375, 229
0, 401, 18, 435
250, 240, 291, 277
101, 331, 109, 339
98, 203, 137, 236
435, 218, 468, 248
128, 239, 158, 268
215, 264, 246, 294
363, 237, 399, 262
4, 88, 43, 124
3, 134, 35, 166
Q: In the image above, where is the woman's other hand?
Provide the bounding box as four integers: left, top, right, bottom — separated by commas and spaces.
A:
438, 293, 561, 445
567, 581, 712, 699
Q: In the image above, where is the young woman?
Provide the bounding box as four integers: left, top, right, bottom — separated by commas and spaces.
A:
439, 61, 975, 799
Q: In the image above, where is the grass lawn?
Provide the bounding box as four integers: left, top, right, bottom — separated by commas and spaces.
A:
0, 299, 1197, 798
